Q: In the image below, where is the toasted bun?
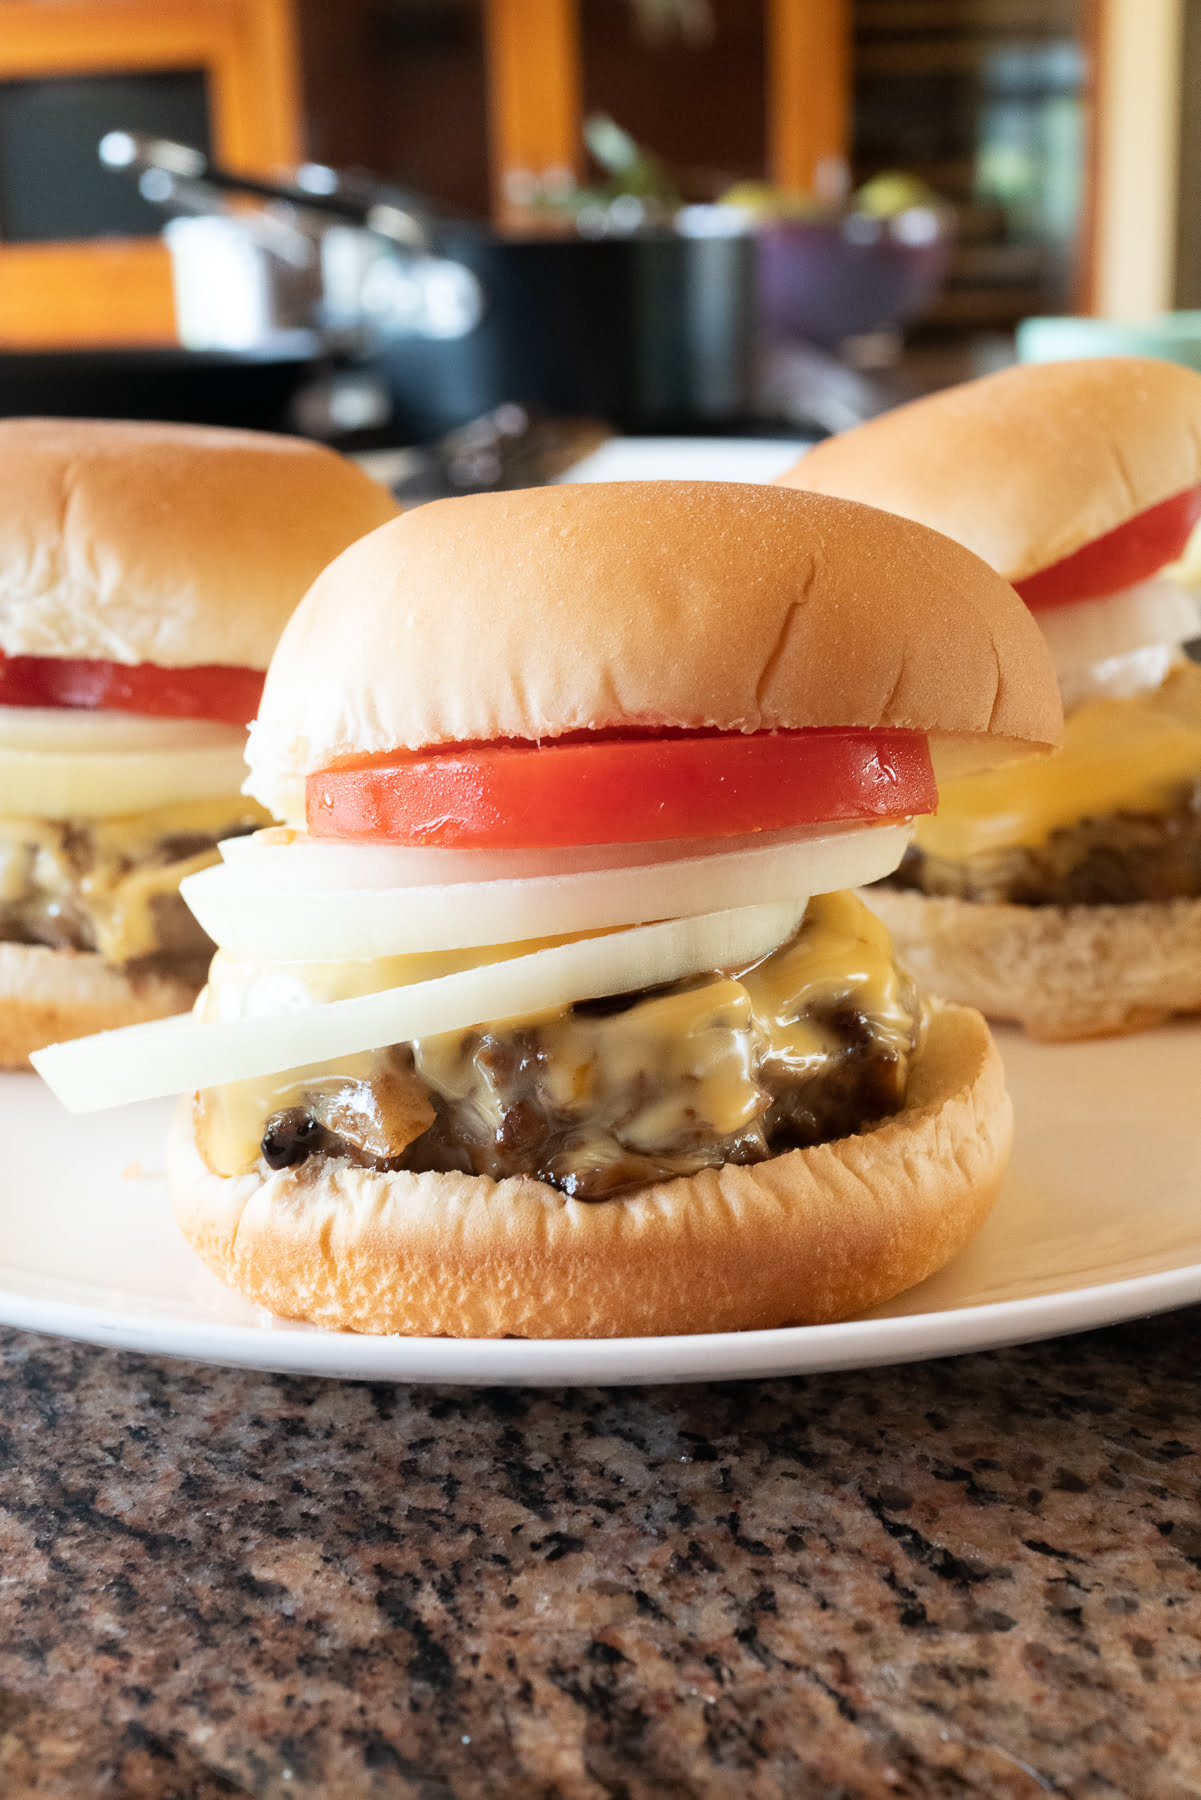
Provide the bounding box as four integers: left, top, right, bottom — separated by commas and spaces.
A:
0, 418, 397, 669
777, 357, 1201, 583
864, 887, 1201, 1040
168, 1000, 1008, 1337
246, 481, 1061, 822
0, 942, 200, 1068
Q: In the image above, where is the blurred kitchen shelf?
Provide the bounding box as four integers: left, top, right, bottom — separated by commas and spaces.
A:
856, 2, 1079, 27
852, 0, 1088, 330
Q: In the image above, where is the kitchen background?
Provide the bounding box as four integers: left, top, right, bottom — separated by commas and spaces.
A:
0, 0, 1195, 470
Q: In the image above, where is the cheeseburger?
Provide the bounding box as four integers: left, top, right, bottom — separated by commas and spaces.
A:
779, 357, 1201, 1039
35, 483, 1060, 1337
0, 418, 395, 1060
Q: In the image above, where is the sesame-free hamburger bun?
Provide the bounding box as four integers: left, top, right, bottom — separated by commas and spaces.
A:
775, 356, 1201, 583
246, 479, 1060, 822
117, 482, 1065, 1336
0, 417, 398, 667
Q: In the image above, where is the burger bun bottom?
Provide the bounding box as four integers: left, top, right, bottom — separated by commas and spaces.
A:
169, 1000, 1009, 1338
0, 941, 201, 1068
866, 888, 1201, 1041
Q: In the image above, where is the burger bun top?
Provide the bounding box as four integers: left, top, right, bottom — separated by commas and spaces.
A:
247, 481, 1062, 825
776, 356, 1201, 582
0, 417, 398, 670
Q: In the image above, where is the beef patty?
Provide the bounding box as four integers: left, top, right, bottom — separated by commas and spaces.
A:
229, 891, 925, 1202
891, 776, 1201, 907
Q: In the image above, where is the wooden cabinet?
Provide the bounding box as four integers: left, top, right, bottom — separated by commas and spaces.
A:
0, 0, 302, 348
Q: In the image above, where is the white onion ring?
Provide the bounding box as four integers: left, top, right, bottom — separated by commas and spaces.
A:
0, 707, 249, 817
186, 821, 911, 959
0, 707, 246, 754
33, 900, 806, 1112
0, 741, 251, 819
1057, 643, 1181, 711
215, 818, 868, 885
1038, 574, 1201, 682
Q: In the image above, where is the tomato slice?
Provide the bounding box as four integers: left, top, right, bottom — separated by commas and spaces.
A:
1016, 484, 1201, 611
0, 654, 264, 726
307, 729, 937, 849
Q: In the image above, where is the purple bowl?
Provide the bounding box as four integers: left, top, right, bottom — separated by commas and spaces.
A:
756, 210, 952, 347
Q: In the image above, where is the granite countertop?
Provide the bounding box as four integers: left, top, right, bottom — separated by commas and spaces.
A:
1, 1312, 1200, 1798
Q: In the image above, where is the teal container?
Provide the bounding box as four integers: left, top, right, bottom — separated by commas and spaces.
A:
1016, 312, 1201, 371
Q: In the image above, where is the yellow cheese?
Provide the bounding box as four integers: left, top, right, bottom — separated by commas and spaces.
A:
917, 661, 1201, 862
0, 794, 269, 964
195, 888, 914, 1178
1167, 518, 1201, 591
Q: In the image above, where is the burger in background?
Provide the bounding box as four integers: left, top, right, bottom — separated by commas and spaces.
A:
778, 357, 1201, 1040
36, 483, 1062, 1337
0, 418, 396, 1062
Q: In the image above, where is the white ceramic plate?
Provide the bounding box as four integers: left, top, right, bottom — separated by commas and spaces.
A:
1, 1024, 1199, 1385
556, 436, 811, 485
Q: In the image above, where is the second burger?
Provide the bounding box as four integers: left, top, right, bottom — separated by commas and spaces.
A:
778, 356, 1201, 1038
0, 418, 396, 1060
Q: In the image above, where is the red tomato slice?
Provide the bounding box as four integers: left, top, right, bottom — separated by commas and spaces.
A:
307, 729, 937, 849
1016, 483, 1201, 611
0, 654, 264, 726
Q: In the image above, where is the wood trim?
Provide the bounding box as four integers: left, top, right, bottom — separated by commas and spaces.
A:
483, 0, 581, 227
0, 0, 303, 348
766, 0, 851, 196
210, 0, 303, 169
1088, 0, 1185, 318
0, 241, 175, 348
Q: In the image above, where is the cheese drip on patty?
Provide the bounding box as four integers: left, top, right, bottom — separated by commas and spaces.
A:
193, 889, 923, 1198
916, 658, 1201, 863
0, 795, 269, 965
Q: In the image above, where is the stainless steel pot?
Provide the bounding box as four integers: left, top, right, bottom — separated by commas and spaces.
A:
102, 132, 485, 354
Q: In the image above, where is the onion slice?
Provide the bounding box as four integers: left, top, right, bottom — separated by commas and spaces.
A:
0, 707, 250, 817
33, 900, 806, 1113
1039, 574, 1201, 680
185, 821, 911, 959
0, 741, 251, 818
0, 707, 246, 754
216, 818, 865, 885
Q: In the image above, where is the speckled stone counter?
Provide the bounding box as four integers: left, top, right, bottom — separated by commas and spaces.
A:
2, 1313, 1201, 1798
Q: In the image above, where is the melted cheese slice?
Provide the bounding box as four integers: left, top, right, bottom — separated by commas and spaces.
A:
195, 890, 912, 1178
917, 662, 1201, 862
0, 795, 268, 964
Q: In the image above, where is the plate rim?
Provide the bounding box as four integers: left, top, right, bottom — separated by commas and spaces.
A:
0, 1254, 1197, 1386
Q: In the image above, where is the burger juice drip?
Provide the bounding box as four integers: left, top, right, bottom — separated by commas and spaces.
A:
194, 890, 923, 1201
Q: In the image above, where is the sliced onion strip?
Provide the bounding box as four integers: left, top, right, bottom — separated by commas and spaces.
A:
33, 900, 806, 1113
0, 707, 246, 754
186, 821, 911, 960
0, 707, 250, 817
1039, 574, 1201, 680
216, 818, 866, 886
0, 742, 251, 818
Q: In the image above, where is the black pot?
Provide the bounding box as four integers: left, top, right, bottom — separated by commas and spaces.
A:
378, 228, 757, 441
0, 345, 317, 434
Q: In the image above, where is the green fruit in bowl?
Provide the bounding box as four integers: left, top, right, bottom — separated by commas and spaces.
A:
718, 181, 819, 221
854, 171, 938, 218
